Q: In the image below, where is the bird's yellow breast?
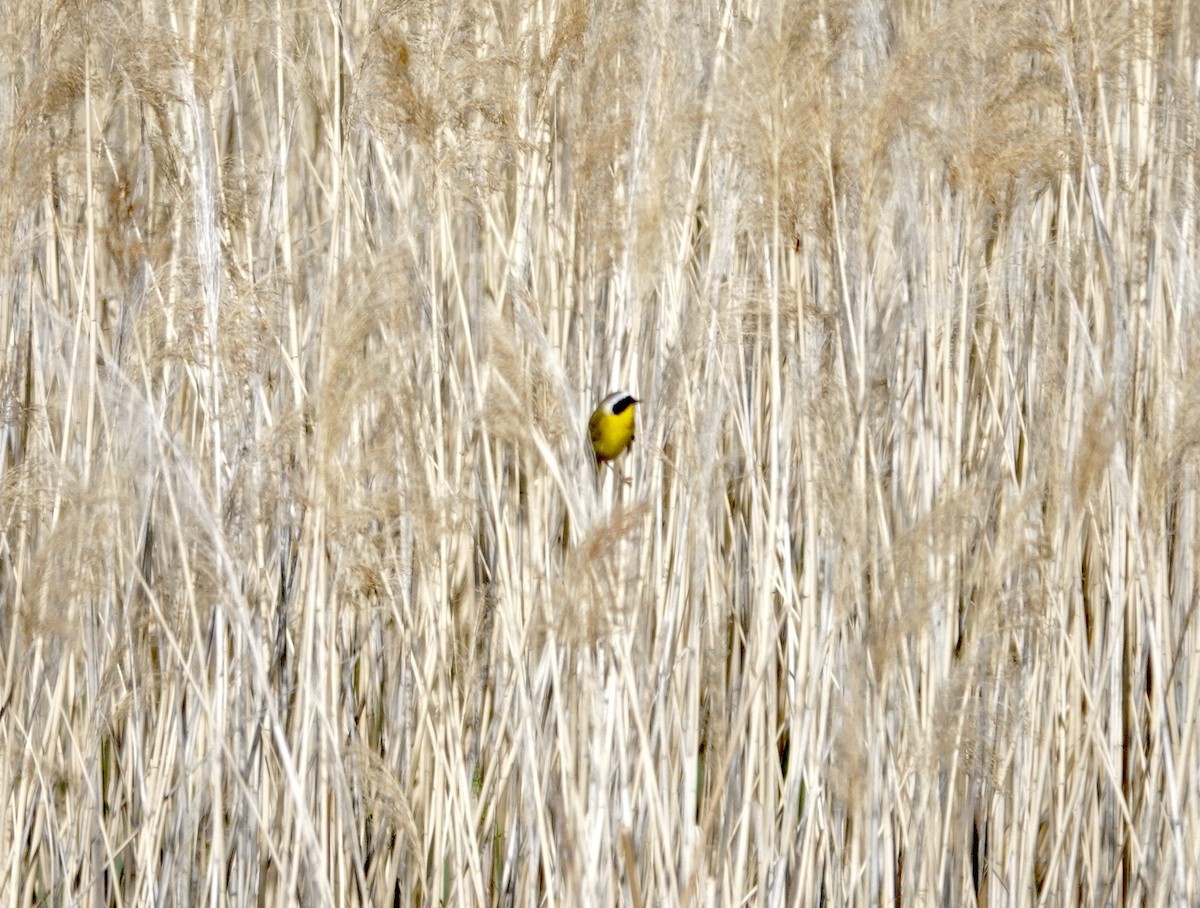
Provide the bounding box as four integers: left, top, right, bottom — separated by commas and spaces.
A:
589, 393, 638, 463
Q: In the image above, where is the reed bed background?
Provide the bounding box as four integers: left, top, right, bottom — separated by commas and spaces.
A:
1, 0, 1198, 904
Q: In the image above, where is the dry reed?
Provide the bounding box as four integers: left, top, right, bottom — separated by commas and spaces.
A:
0, 0, 1197, 904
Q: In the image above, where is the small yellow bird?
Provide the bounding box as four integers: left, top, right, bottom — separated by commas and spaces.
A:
588, 391, 639, 465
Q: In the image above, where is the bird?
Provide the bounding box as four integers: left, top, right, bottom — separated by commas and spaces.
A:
588, 391, 639, 465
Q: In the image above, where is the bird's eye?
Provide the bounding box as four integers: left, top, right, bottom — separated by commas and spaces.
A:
612, 396, 636, 415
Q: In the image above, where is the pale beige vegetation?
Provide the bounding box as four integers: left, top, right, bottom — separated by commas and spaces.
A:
0, 0, 1198, 904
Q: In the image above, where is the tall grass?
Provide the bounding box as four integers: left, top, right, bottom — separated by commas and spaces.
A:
1, 0, 1197, 904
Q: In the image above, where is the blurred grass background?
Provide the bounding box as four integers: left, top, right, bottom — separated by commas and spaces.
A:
1, 0, 1199, 904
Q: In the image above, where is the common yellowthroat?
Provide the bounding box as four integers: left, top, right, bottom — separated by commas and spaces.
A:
588, 391, 639, 464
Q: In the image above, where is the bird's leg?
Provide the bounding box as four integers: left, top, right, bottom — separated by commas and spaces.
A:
599, 460, 632, 487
